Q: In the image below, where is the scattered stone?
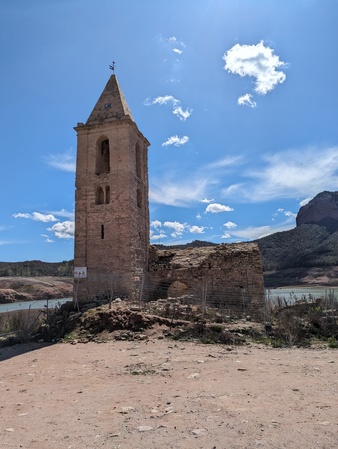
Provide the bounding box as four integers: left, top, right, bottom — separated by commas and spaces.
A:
191, 428, 207, 436
187, 373, 200, 379
137, 426, 154, 432
120, 406, 135, 414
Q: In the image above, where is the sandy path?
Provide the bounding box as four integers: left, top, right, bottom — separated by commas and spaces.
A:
1, 339, 337, 449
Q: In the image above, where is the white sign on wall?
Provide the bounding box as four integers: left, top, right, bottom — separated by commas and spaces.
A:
74, 267, 87, 278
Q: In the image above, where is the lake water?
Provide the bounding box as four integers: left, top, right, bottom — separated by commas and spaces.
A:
265, 287, 337, 305
0, 297, 73, 314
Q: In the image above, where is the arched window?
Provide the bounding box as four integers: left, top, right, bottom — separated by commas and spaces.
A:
137, 188, 142, 208
96, 138, 110, 175
135, 143, 142, 179
105, 186, 110, 204
95, 186, 104, 205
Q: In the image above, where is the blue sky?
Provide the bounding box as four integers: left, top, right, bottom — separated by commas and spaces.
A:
1, 0, 338, 262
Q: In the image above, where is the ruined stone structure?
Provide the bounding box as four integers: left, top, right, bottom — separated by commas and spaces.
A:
74, 75, 150, 300
74, 75, 265, 316
148, 243, 265, 317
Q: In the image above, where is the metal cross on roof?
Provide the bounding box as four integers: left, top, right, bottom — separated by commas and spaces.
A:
109, 61, 116, 73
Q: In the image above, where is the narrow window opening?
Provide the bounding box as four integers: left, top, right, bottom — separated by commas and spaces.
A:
101, 224, 105, 239
96, 138, 110, 175
95, 186, 104, 205
105, 186, 110, 204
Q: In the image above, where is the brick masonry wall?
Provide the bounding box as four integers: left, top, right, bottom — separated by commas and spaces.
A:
148, 243, 265, 319
74, 118, 149, 301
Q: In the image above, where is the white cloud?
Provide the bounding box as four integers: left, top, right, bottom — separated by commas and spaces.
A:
206, 155, 243, 169
223, 41, 287, 95
150, 231, 167, 241
238, 93, 257, 108
46, 150, 76, 172
172, 106, 192, 121
47, 221, 74, 239
221, 233, 231, 239
13, 212, 58, 222
224, 221, 237, 229
150, 220, 162, 229
284, 210, 297, 218
49, 209, 74, 220
167, 36, 185, 47
163, 221, 186, 236
205, 203, 234, 213
150, 176, 210, 207
196, 213, 202, 220
173, 48, 183, 55
145, 95, 192, 121
162, 135, 189, 147
299, 196, 312, 207
230, 222, 295, 240
200, 198, 215, 204
189, 225, 205, 234
222, 147, 338, 203
147, 95, 179, 106
41, 234, 54, 243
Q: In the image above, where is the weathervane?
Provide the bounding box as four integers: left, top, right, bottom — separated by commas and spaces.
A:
109, 61, 116, 73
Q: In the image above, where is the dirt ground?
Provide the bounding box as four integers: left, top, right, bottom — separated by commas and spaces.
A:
1, 336, 337, 449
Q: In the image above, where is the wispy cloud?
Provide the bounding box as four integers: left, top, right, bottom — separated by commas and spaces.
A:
49, 209, 74, 220
299, 196, 312, 207
222, 147, 338, 203
205, 203, 234, 213
13, 212, 57, 222
162, 135, 189, 147
41, 234, 54, 243
46, 149, 76, 172
173, 48, 183, 55
47, 221, 74, 239
238, 93, 257, 108
200, 198, 215, 204
221, 233, 231, 239
150, 175, 211, 207
230, 222, 295, 240
206, 155, 243, 169
145, 95, 192, 121
223, 41, 287, 105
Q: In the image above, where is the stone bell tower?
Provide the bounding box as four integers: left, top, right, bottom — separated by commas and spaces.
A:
74, 74, 150, 301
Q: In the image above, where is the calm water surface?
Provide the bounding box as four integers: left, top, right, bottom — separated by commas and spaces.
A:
0, 298, 73, 313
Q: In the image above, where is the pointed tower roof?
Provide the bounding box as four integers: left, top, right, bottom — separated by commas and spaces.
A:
85, 75, 134, 126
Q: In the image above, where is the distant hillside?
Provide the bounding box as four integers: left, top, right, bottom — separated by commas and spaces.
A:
255, 224, 338, 271
0, 260, 74, 277
256, 191, 338, 272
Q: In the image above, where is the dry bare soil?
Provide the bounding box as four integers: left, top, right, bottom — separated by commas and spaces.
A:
1, 336, 337, 449
0, 277, 73, 303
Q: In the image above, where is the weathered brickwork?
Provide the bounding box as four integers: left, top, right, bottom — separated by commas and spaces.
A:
74, 75, 265, 316
74, 76, 149, 300
148, 243, 265, 318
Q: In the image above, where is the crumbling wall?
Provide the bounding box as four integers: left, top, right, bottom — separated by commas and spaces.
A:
147, 243, 265, 318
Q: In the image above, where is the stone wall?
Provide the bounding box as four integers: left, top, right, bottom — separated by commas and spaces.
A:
147, 242, 265, 318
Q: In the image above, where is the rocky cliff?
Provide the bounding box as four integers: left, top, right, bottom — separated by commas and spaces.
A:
296, 191, 338, 232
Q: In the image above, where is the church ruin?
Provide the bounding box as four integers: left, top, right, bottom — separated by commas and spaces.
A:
74, 74, 265, 317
